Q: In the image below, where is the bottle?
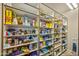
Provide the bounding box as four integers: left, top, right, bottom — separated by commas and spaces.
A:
13, 17, 18, 25
15, 37, 18, 45
29, 44, 33, 50
22, 16, 28, 26
8, 38, 12, 46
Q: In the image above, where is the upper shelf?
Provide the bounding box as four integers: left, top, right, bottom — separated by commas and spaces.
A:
4, 3, 67, 21
12, 3, 39, 15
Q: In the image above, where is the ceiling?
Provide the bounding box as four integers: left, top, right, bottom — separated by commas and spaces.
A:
44, 3, 70, 13
11, 3, 71, 18
26, 3, 70, 14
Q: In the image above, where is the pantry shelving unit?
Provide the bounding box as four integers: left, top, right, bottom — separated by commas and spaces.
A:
39, 9, 54, 56
1, 3, 68, 56
53, 12, 68, 56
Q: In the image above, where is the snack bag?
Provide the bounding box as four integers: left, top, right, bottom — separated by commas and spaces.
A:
5, 9, 13, 24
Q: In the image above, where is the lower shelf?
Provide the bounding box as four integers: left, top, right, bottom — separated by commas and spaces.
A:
56, 49, 67, 56
46, 52, 54, 56
40, 51, 49, 56
17, 48, 38, 56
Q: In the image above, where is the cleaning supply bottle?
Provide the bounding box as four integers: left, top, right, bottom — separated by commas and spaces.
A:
13, 17, 18, 25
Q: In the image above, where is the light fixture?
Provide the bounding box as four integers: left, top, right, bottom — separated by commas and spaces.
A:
66, 3, 73, 10
72, 3, 78, 8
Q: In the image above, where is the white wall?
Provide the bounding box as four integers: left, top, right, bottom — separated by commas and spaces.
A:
64, 8, 78, 56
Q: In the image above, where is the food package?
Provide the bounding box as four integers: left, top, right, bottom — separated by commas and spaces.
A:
5, 9, 13, 24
